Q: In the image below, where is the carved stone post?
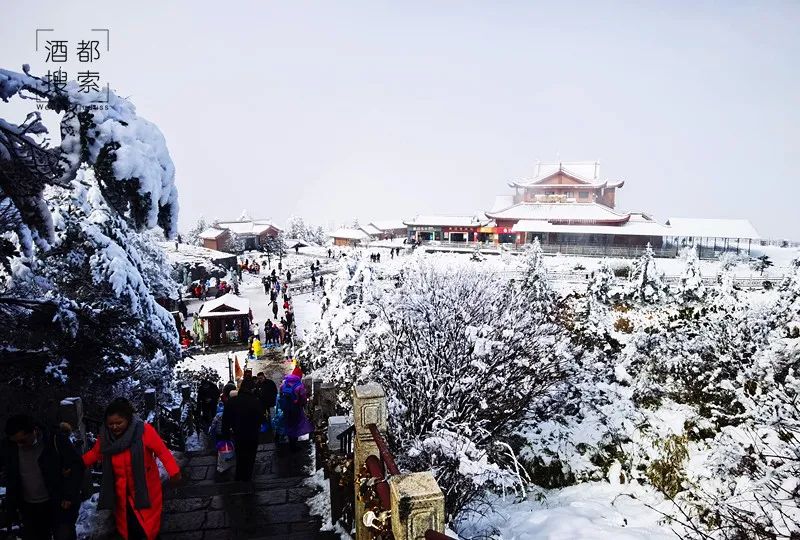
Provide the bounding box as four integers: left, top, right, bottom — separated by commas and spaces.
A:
389, 472, 445, 540
353, 383, 387, 540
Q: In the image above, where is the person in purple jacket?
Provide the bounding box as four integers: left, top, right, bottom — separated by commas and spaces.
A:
272, 366, 313, 450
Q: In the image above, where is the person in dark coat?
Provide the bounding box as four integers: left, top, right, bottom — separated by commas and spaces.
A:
264, 320, 274, 344
221, 381, 237, 404
222, 377, 264, 481
177, 298, 188, 320
271, 300, 279, 321
4, 414, 85, 540
286, 270, 291, 283
197, 379, 221, 426
255, 373, 278, 419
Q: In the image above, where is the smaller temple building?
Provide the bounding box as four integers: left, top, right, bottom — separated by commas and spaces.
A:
199, 228, 231, 252
214, 218, 282, 251
197, 293, 252, 346
330, 228, 371, 246
403, 215, 489, 242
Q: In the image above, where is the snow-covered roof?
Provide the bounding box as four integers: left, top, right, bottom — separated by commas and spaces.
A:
199, 227, 228, 240
284, 237, 309, 248
509, 161, 624, 190
198, 293, 250, 318
160, 242, 236, 263
486, 202, 628, 223
490, 195, 515, 213
360, 224, 382, 236
536, 161, 601, 181
512, 218, 671, 237
215, 219, 282, 236
369, 220, 407, 231
665, 218, 761, 240
404, 215, 488, 227
329, 228, 370, 240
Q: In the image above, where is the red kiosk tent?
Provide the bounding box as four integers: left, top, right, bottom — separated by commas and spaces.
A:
198, 293, 251, 346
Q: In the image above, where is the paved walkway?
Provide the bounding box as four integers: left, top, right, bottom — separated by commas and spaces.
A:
162, 439, 333, 539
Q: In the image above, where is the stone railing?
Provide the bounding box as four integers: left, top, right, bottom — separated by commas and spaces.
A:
352, 383, 446, 540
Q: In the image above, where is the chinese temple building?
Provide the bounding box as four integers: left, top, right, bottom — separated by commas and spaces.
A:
397, 160, 760, 258
483, 161, 669, 248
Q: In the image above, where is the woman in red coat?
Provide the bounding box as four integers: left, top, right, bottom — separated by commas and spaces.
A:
83, 398, 182, 540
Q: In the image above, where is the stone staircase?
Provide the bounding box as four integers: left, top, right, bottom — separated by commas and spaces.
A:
162, 440, 337, 539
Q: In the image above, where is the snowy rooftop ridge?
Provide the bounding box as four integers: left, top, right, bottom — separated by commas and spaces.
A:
486, 202, 629, 223
360, 224, 382, 236
369, 220, 407, 231
199, 227, 228, 240
329, 228, 370, 240
665, 218, 761, 240
215, 218, 282, 236
404, 215, 488, 227
509, 160, 624, 190
512, 218, 671, 236
198, 293, 250, 318
159, 242, 235, 263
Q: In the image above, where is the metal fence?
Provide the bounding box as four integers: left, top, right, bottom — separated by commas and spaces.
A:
420, 240, 680, 259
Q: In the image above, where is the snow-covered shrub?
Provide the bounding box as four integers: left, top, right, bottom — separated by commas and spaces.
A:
306, 251, 574, 521
717, 251, 740, 272
587, 259, 616, 304
185, 217, 209, 246
645, 433, 688, 498
614, 316, 634, 333
623, 243, 666, 304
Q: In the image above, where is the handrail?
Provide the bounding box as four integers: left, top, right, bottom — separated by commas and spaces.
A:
367, 423, 400, 475
336, 424, 355, 456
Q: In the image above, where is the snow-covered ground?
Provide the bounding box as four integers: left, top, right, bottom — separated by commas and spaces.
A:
461, 484, 676, 540
174, 247, 331, 382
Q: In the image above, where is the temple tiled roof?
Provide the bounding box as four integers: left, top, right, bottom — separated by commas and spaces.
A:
486, 202, 629, 223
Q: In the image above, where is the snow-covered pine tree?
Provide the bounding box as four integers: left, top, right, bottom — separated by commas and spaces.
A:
673, 246, 706, 304
0, 67, 180, 414
185, 216, 209, 246
626, 243, 666, 304
587, 258, 615, 304
286, 215, 307, 240
229, 231, 246, 253
519, 237, 555, 317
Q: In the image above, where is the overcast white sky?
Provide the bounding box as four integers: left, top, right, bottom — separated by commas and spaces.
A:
2, 1, 799, 239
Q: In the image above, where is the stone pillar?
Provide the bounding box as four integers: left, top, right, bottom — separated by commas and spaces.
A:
318, 382, 337, 419
327, 415, 351, 453
389, 472, 445, 540
180, 384, 192, 403
59, 397, 86, 452
352, 383, 387, 540
144, 388, 158, 430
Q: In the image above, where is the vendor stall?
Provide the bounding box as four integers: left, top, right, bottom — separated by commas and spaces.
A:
197, 293, 252, 346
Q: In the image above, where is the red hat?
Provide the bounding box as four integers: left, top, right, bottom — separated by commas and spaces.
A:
291, 366, 303, 377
